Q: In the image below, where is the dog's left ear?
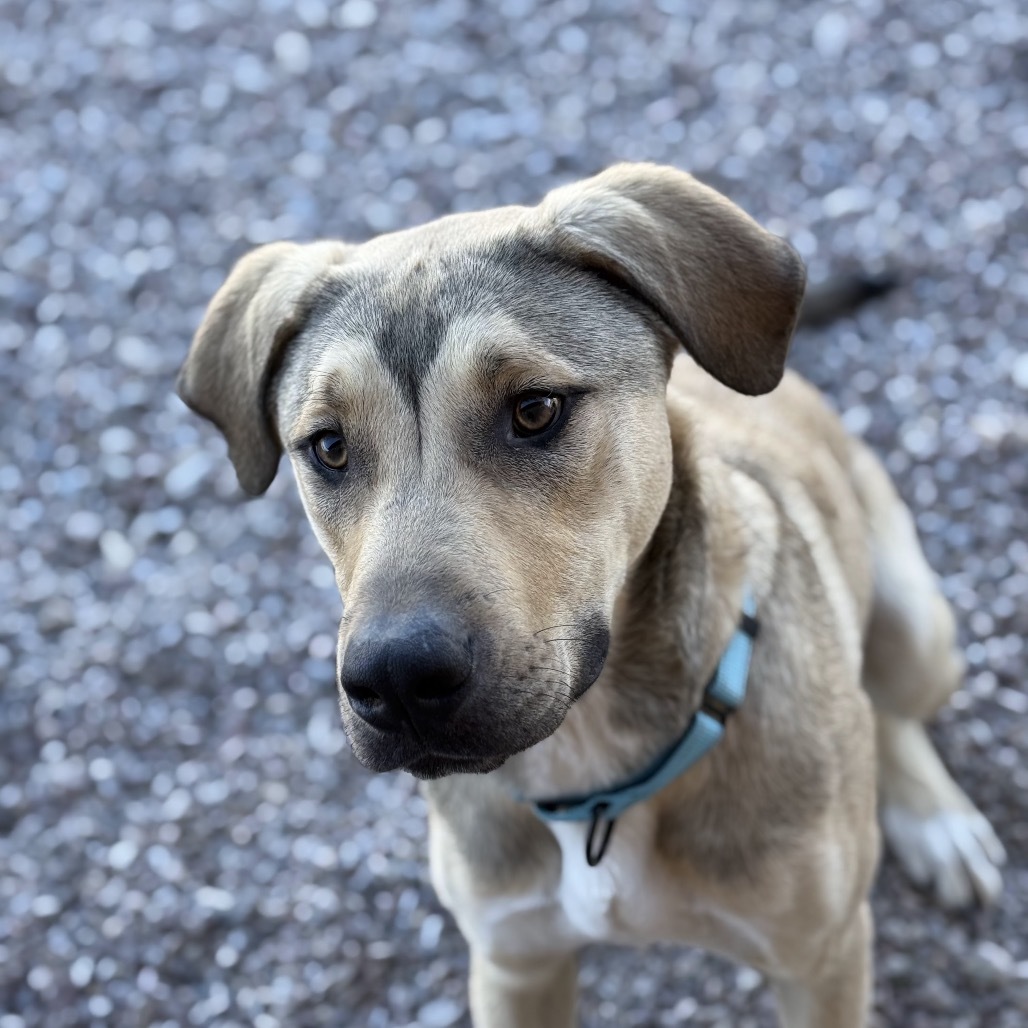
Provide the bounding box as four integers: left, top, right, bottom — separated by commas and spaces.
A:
538, 163, 806, 395
177, 241, 350, 495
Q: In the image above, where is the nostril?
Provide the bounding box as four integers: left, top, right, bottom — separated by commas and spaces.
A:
408, 659, 468, 701
344, 679, 380, 705
342, 677, 398, 731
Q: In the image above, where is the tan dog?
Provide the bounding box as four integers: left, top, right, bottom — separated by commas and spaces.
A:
178, 164, 1005, 1027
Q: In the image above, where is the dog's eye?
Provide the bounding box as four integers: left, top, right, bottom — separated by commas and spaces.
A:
311, 431, 348, 470
512, 393, 563, 437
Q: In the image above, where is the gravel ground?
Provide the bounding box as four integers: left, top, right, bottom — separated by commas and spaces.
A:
2, 1, 1027, 1025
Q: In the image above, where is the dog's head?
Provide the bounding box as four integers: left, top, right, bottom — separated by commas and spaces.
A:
178, 163, 804, 777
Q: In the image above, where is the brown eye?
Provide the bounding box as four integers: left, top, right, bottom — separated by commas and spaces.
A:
512, 393, 563, 437
312, 431, 348, 470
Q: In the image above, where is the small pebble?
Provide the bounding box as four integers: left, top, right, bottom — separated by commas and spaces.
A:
417, 998, 463, 1027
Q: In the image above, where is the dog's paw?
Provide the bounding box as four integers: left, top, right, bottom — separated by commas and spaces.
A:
881, 804, 1006, 909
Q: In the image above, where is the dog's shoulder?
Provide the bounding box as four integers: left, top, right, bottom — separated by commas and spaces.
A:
668, 354, 874, 620
667, 356, 850, 464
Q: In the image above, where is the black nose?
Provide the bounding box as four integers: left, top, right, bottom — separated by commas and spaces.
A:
340, 612, 472, 733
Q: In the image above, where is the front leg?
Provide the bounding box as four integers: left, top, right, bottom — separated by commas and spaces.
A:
425, 781, 577, 1027
771, 902, 873, 1028
470, 949, 578, 1028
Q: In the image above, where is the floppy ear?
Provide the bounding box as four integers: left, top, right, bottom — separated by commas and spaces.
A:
538, 163, 806, 395
177, 241, 349, 495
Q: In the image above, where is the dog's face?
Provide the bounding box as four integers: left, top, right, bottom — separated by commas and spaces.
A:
274, 248, 674, 776
178, 164, 804, 777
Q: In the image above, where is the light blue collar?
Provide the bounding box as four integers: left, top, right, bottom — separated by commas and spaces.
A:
532, 590, 759, 866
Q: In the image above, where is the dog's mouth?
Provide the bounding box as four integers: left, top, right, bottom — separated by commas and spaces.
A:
345, 723, 529, 778
404, 752, 510, 779
345, 707, 556, 778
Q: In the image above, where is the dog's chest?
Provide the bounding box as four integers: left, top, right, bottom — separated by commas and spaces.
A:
546, 812, 661, 941
469, 805, 775, 969
467, 806, 668, 955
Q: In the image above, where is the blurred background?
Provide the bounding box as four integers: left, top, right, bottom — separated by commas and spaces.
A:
1, 0, 1026, 1025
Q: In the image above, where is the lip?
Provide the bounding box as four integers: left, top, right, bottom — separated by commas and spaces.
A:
349, 711, 518, 777
404, 752, 509, 779
347, 708, 475, 765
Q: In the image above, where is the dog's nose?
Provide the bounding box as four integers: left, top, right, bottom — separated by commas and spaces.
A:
340, 612, 472, 732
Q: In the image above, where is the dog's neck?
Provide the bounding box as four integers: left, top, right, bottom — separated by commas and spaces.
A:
500, 414, 753, 801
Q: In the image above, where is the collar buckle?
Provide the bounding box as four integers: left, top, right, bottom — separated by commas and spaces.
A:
699, 693, 733, 726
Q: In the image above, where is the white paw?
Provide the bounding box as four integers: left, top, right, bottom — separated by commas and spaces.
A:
881, 805, 1006, 909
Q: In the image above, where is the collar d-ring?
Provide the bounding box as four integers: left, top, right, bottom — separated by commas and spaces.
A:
585, 803, 616, 866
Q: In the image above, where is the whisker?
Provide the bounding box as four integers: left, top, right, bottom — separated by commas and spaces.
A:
533, 623, 578, 637
504, 683, 572, 703
499, 675, 571, 691
527, 664, 571, 676
501, 685, 558, 703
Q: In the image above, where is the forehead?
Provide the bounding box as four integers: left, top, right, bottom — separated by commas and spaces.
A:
293, 237, 663, 412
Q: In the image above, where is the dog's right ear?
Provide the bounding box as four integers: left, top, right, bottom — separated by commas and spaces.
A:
538, 163, 806, 396
177, 241, 349, 495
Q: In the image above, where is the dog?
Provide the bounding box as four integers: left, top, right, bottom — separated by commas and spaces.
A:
177, 163, 1005, 1027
